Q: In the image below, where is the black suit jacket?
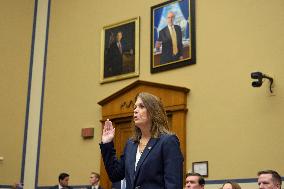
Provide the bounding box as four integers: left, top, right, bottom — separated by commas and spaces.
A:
49, 185, 73, 189
104, 41, 124, 77
111, 180, 124, 189
100, 134, 184, 189
157, 25, 183, 64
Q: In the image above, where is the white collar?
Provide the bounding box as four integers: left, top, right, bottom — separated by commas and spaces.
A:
168, 25, 174, 29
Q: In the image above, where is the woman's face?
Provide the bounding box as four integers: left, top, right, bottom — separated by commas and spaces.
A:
133, 97, 150, 128
222, 183, 233, 189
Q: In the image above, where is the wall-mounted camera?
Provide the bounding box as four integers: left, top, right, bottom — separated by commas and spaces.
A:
251, 71, 274, 93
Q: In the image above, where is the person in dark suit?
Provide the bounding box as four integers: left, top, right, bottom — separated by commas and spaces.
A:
111, 181, 121, 189
185, 172, 205, 189
87, 172, 104, 189
111, 178, 126, 189
100, 92, 184, 189
49, 172, 73, 189
257, 170, 282, 189
104, 31, 124, 77
156, 11, 183, 64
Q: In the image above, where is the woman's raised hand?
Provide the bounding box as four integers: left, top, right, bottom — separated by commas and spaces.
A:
101, 119, 115, 144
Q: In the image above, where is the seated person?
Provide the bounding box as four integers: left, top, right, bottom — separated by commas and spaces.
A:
87, 172, 104, 189
221, 181, 241, 189
49, 172, 73, 189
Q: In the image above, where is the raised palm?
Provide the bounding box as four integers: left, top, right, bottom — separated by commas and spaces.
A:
102, 119, 115, 143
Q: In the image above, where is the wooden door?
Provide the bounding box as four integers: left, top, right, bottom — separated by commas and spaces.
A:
114, 118, 133, 157
100, 117, 133, 189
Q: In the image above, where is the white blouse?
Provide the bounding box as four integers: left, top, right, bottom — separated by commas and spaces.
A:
135, 146, 143, 171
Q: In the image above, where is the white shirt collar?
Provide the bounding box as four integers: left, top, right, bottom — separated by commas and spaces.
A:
92, 185, 99, 189
168, 24, 174, 29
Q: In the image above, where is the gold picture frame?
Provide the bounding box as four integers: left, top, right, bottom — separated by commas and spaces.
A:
150, 0, 196, 73
100, 17, 140, 83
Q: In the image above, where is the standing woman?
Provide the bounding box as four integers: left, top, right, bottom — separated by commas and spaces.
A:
100, 92, 184, 189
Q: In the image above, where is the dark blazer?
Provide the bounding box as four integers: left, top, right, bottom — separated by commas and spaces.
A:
86, 186, 104, 189
157, 25, 183, 64
111, 181, 122, 189
48, 185, 73, 189
104, 41, 124, 77
100, 134, 184, 189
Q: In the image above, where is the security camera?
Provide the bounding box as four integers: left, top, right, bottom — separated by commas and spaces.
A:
251, 72, 263, 87
252, 81, 262, 87
251, 72, 263, 80
250, 71, 274, 93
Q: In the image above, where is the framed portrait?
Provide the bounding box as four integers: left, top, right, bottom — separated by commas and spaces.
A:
192, 161, 208, 177
100, 17, 140, 83
150, 0, 196, 73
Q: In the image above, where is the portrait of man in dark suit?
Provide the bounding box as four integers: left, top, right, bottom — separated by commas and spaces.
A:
151, 0, 196, 73
155, 11, 183, 64
104, 31, 124, 77
102, 19, 138, 82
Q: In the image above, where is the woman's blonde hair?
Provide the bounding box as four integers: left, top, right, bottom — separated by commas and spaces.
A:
131, 92, 171, 142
